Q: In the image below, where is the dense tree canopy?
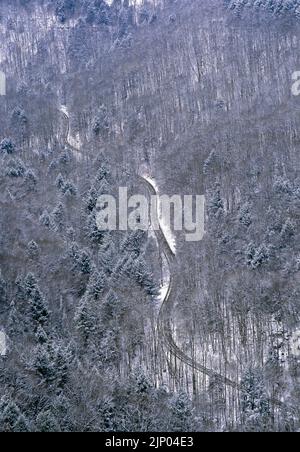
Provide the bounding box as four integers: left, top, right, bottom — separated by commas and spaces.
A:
0, 0, 299, 432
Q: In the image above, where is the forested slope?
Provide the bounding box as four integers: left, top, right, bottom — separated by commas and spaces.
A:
0, 0, 300, 432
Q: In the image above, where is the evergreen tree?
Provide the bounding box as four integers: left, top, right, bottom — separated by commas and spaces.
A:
170, 392, 194, 432
55, 173, 65, 191
35, 325, 48, 344
24, 273, 49, 326
225, 0, 300, 18
126, 257, 158, 297
24, 168, 38, 190
245, 242, 269, 269
273, 175, 293, 195
121, 230, 147, 256
0, 138, 15, 154
86, 270, 105, 300
98, 236, 116, 275
98, 398, 118, 431
11, 106, 27, 129
59, 151, 71, 167
132, 368, 152, 395
280, 219, 295, 242
33, 344, 55, 382
15, 275, 25, 303
238, 202, 252, 227
52, 203, 65, 232
68, 241, 81, 271
0, 270, 7, 306
62, 180, 77, 197
26, 240, 39, 260
55, 0, 75, 23
101, 290, 124, 325
0, 399, 30, 433
74, 296, 97, 342
85, 186, 98, 212
32, 341, 70, 387
51, 342, 71, 388
94, 162, 110, 185
7, 301, 21, 336
95, 4, 111, 26
241, 368, 270, 431
139, 6, 150, 24
36, 410, 61, 432
78, 250, 92, 275
39, 210, 52, 228
66, 226, 75, 241
14, 415, 30, 432
208, 183, 224, 217
86, 211, 105, 244
99, 328, 119, 366
203, 150, 218, 175
5, 158, 26, 177
92, 106, 109, 137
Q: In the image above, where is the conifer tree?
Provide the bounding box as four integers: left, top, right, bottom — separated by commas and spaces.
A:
98, 236, 116, 275
25, 169, 38, 190
35, 325, 48, 344
63, 180, 77, 197
0, 270, 7, 306
39, 210, 52, 228
32, 341, 70, 388
27, 240, 40, 260
86, 211, 104, 244
5, 158, 26, 178
52, 203, 65, 232
55, 173, 65, 191
241, 368, 270, 431
207, 183, 224, 217
101, 290, 124, 325
74, 296, 97, 343
0, 399, 30, 432
238, 202, 252, 227
86, 270, 105, 301
0, 138, 15, 154
85, 186, 98, 212
24, 273, 49, 326
36, 410, 61, 433
7, 301, 20, 336
170, 392, 194, 432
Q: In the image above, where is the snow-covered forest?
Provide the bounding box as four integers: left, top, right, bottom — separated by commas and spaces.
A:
0, 0, 300, 432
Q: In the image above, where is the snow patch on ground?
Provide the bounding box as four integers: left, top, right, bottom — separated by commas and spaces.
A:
142, 175, 177, 255
0, 331, 6, 356
291, 328, 300, 357
160, 219, 177, 256
158, 253, 171, 304
0, 49, 5, 65
60, 104, 68, 117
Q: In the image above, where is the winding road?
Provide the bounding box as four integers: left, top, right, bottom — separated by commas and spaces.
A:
139, 176, 239, 390
60, 106, 283, 408
141, 177, 286, 410
60, 105, 83, 161
59, 104, 243, 391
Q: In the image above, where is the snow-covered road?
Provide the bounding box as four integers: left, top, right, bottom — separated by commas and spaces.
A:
59, 105, 83, 161
142, 174, 177, 256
